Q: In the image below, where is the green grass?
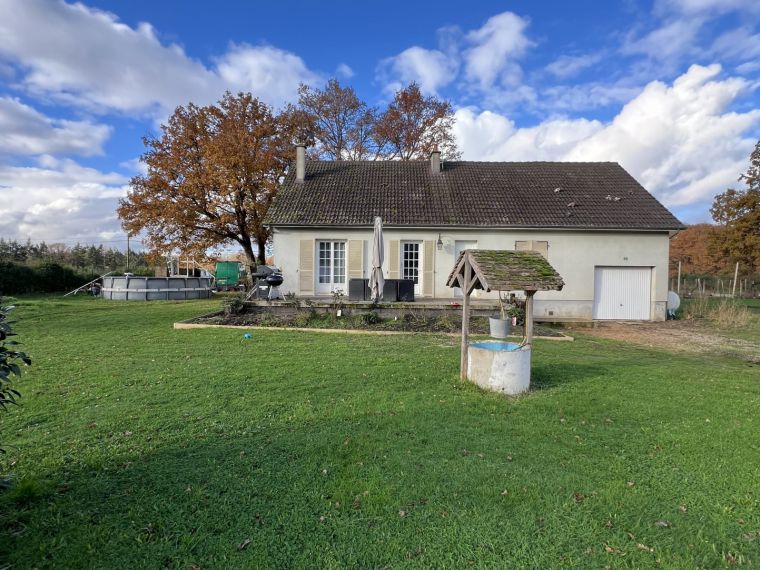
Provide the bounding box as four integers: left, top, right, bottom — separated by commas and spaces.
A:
1, 297, 759, 568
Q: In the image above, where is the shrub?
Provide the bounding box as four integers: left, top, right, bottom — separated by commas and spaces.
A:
1, 299, 32, 453
222, 294, 246, 316
683, 297, 711, 320
709, 299, 752, 328
291, 310, 315, 328
358, 311, 381, 326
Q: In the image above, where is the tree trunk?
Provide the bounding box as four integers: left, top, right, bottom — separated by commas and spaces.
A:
241, 239, 257, 288
256, 240, 266, 264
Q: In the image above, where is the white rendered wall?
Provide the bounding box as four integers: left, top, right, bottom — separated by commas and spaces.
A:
271, 227, 671, 321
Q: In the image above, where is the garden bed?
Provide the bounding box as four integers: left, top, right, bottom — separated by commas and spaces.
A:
184, 308, 569, 338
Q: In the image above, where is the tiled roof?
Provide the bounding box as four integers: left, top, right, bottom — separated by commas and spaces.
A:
265, 160, 684, 230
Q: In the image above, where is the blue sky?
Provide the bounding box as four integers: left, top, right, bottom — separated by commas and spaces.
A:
0, 0, 758, 248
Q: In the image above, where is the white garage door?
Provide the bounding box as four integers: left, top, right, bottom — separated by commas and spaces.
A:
593, 267, 652, 320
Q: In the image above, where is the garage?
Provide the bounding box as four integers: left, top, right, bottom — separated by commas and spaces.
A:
593, 267, 652, 320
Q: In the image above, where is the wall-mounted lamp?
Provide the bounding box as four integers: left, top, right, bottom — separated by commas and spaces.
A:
436, 233, 443, 250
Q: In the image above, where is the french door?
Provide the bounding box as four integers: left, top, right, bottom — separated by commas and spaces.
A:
401, 241, 422, 295
316, 240, 346, 294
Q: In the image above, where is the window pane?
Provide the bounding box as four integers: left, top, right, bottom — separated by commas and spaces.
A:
333, 242, 345, 283
319, 242, 331, 283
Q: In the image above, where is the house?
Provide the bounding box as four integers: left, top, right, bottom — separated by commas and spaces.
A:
265, 145, 684, 321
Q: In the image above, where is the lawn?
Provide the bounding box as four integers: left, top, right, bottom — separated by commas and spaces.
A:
1, 297, 759, 568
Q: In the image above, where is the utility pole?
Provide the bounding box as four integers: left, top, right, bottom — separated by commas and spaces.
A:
126, 233, 130, 273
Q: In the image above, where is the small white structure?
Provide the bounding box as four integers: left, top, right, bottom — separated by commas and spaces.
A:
447, 250, 565, 394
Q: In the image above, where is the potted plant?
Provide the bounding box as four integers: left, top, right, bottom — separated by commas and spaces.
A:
489, 292, 512, 338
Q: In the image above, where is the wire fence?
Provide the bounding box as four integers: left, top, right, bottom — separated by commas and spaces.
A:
669, 274, 760, 298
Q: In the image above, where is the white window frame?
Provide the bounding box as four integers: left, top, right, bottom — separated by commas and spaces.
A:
316, 240, 347, 294
401, 240, 423, 295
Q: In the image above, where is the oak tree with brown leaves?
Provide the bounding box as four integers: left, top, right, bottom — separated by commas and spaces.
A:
669, 223, 727, 276
710, 140, 760, 271
118, 92, 299, 271
373, 82, 460, 160
297, 79, 378, 160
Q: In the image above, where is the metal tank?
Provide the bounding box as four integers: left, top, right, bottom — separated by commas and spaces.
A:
101, 276, 213, 301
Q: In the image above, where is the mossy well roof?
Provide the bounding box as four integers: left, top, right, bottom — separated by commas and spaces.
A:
446, 249, 565, 292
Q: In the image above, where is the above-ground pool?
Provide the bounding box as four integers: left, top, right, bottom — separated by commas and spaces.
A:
101, 276, 213, 301
468, 340, 531, 395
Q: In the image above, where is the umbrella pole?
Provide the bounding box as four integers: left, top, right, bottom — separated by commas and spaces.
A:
460, 259, 471, 380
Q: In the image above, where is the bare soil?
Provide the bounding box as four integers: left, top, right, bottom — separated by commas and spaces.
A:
576, 319, 760, 362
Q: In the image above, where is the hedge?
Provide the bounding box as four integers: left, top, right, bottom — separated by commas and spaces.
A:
0, 262, 98, 295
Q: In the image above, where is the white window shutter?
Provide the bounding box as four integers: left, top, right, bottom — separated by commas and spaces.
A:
534, 241, 549, 260
389, 240, 400, 279
423, 240, 434, 297
348, 240, 364, 279
299, 239, 314, 294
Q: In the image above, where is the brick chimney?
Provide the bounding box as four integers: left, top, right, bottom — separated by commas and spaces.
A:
296, 143, 306, 183
430, 148, 441, 174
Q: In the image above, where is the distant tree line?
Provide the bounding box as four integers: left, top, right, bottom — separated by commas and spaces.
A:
0, 239, 153, 294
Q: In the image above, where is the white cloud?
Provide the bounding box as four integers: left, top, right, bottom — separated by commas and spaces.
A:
0, 156, 130, 242
0, 0, 321, 116
656, 0, 760, 15
622, 18, 704, 62
454, 108, 602, 161
215, 43, 321, 106
709, 26, 760, 62
545, 53, 603, 79
453, 65, 759, 219
540, 83, 641, 111
377, 46, 458, 95
464, 12, 533, 90
0, 96, 111, 156
335, 63, 354, 78
376, 11, 533, 102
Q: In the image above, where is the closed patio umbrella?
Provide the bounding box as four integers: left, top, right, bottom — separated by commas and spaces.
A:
369, 216, 384, 302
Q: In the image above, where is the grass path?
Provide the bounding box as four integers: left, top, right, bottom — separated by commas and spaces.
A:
1, 297, 759, 568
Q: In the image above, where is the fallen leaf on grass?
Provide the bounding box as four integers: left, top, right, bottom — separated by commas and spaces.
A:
238, 538, 251, 550
626, 481, 635, 488
604, 544, 619, 554
500, 490, 509, 496
678, 505, 687, 513
574, 492, 587, 503
605, 520, 614, 529
399, 510, 407, 518
654, 520, 671, 528
637, 543, 654, 553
